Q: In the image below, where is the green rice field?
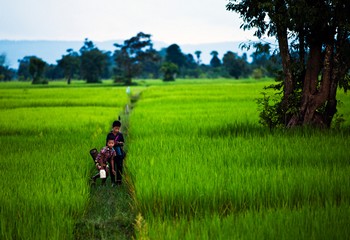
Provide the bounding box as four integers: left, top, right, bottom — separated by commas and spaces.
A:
0, 81, 130, 239
0, 79, 349, 239
126, 80, 350, 239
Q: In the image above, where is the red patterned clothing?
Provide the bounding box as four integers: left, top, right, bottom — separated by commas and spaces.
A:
95, 146, 116, 170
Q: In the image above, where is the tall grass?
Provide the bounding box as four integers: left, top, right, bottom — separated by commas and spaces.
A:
1, 79, 348, 239
0, 82, 129, 239
145, 204, 350, 240
127, 80, 350, 239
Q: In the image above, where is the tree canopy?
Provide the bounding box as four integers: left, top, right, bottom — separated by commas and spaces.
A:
79, 39, 107, 83
210, 51, 221, 68
227, 0, 350, 128
0, 54, 15, 81
29, 56, 46, 84
9, 34, 285, 82
57, 49, 80, 84
114, 32, 158, 85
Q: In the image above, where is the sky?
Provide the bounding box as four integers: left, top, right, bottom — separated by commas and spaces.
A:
0, 0, 258, 44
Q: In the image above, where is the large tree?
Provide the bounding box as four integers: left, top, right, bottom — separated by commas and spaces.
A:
227, 0, 350, 128
194, 50, 202, 65
29, 56, 46, 84
0, 54, 15, 81
80, 39, 107, 83
222, 51, 250, 79
57, 49, 80, 84
17, 56, 32, 81
165, 44, 187, 77
165, 44, 186, 68
210, 51, 221, 68
114, 32, 157, 85
160, 62, 179, 81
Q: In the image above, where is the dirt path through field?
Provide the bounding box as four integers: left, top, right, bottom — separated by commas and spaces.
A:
74, 91, 140, 240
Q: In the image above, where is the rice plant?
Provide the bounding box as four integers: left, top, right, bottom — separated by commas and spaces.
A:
127, 80, 350, 239
0, 82, 129, 239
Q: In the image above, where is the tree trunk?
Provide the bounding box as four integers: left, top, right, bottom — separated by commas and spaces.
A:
287, 41, 323, 127
275, 21, 294, 126
291, 43, 334, 127
324, 30, 350, 127
67, 75, 71, 85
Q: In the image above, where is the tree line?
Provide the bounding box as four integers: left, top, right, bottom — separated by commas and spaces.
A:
2, 0, 350, 129
0, 32, 281, 84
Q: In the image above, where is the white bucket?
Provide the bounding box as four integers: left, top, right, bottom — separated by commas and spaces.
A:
100, 169, 106, 179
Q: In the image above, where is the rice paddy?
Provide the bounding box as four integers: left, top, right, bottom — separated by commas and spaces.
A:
0, 79, 349, 239
126, 80, 350, 239
0, 81, 129, 239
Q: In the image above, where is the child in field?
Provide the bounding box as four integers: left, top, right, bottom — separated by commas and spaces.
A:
91, 136, 116, 185
106, 120, 125, 186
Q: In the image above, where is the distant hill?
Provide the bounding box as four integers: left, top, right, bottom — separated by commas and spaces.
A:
0, 40, 254, 69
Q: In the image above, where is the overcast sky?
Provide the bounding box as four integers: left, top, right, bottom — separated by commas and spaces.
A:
0, 0, 258, 44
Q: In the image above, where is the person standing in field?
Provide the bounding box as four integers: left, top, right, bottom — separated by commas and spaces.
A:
92, 136, 116, 186
106, 120, 125, 186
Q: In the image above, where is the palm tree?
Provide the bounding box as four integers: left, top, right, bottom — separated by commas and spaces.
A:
210, 51, 221, 68
194, 50, 202, 65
